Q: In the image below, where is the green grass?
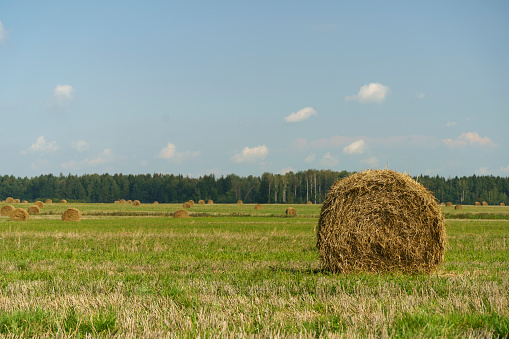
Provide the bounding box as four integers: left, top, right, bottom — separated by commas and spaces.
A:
0, 203, 508, 337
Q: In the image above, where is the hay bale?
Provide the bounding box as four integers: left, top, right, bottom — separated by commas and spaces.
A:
119, 199, 126, 204
474, 202, 481, 206
455, 204, 462, 210
133, 200, 141, 206
1, 205, 15, 216
35, 201, 44, 208
307, 201, 313, 205
255, 204, 263, 210
183, 202, 191, 208
22, 200, 28, 204
45, 199, 52, 204
286, 207, 297, 216
61, 208, 82, 222
237, 200, 243, 205
501, 202, 506, 206
482, 201, 488, 206
27, 205, 40, 214
198, 200, 205, 205
174, 209, 189, 218
14, 199, 20, 204
60, 199, 67, 203
440, 203, 445, 206
316, 169, 446, 274
5, 197, 14, 203
207, 200, 214, 204
154, 201, 159, 204
188, 200, 195, 206
127, 200, 132, 204
446, 202, 453, 207
10, 208, 29, 221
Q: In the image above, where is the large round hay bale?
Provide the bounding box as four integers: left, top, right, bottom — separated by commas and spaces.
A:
482, 201, 488, 206
286, 207, 297, 216
119, 199, 126, 204
35, 201, 44, 208
45, 199, 52, 204
61, 208, 82, 222
1, 205, 15, 216
474, 202, 481, 206
133, 200, 141, 206
198, 200, 205, 205
207, 200, 214, 205
127, 200, 132, 204
13, 199, 21, 204
174, 209, 189, 218
154, 201, 159, 204
188, 200, 195, 206
237, 200, 243, 205
22, 200, 28, 204
455, 204, 462, 210
445, 202, 453, 207
254, 204, 263, 210
27, 205, 40, 214
10, 208, 29, 221
307, 201, 313, 205
5, 197, 14, 203
501, 202, 506, 206
317, 169, 446, 274
183, 202, 191, 208
60, 199, 67, 204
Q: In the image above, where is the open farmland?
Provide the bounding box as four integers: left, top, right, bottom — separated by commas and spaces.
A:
0, 202, 508, 337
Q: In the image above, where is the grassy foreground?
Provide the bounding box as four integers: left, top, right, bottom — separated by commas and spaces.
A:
0, 203, 508, 337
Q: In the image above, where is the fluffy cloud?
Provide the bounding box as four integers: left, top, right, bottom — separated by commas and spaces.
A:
345, 83, 390, 103
71, 140, 89, 152
158, 143, 176, 159
0, 20, 8, 43
52, 84, 75, 108
443, 132, 495, 148
61, 149, 115, 169
284, 107, 317, 123
157, 143, 200, 163
304, 154, 316, 163
280, 167, 295, 174
232, 145, 268, 163
321, 152, 338, 167
343, 139, 367, 155
21, 136, 59, 154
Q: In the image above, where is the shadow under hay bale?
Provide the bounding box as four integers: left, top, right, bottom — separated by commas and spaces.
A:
10, 208, 29, 221
286, 207, 297, 216
317, 169, 446, 274
62, 208, 82, 222
174, 209, 189, 218
28, 205, 40, 214
1, 205, 15, 216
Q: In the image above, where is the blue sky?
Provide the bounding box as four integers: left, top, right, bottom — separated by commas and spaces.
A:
1, 1, 508, 178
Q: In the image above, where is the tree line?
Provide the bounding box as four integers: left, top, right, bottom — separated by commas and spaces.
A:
0, 171, 508, 205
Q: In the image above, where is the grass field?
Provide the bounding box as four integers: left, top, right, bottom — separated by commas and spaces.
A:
0, 202, 508, 337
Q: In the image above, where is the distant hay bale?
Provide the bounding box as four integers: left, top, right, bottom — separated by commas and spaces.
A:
440, 203, 445, 206
61, 208, 82, 222
60, 199, 67, 204
35, 201, 44, 208
482, 201, 488, 206
174, 209, 189, 218
10, 208, 29, 221
1, 205, 15, 216
501, 202, 506, 206
208, 200, 214, 204
255, 204, 263, 210
114, 201, 120, 204
5, 197, 14, 203
455, 204, 462, 210
286, 207, 297, 216
198, 200, 205, 205
14, 199, 20, 204
183, 202, 191, 208
307, 201, 313, 205
45, 199, 52, 204
474, 202, 481, 206
133, 200, 141, 206
119, 199, 126, 204
237, 200, 243, 205
188, 200, 195, 206
127, 200, 133, 204
27, 205, 40, 214
446, 202, 453, 207
154, 201, 159, 204
22, 200, 28, 204
317, 169, 446, 274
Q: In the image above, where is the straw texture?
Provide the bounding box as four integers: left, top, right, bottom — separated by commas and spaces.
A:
61, 208, 82, 222
174, 209, 189, 218
10, 208, 29, 221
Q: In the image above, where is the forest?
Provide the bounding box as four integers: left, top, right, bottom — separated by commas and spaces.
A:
0, 170, 508, 205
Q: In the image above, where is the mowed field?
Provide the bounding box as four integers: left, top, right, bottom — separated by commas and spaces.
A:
0, 202, 508, 337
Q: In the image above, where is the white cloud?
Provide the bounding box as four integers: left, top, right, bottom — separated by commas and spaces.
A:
280, 167, 295, 174
71, 140, 89, 152
232, 145, 268, 163
158, 143, 176, 159
284, 107, 317, 123
304, 154, 316, 163
443, 132, 495, 148
343, 139, 367, 155
0, 20, 9, 43
52, 84, 75, 108
21, 136, 60, 154
345, 83, 390, 103
61, 149, 115, 169
446, 121, 457, 127
361, 156, 379, 167
321, 152, 338, 167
